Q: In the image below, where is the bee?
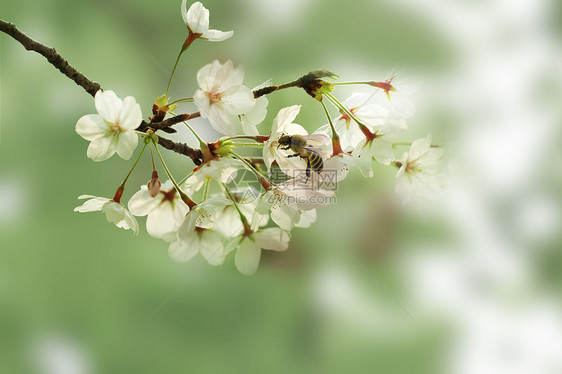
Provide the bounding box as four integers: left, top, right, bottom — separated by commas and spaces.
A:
277, 134, 329, 180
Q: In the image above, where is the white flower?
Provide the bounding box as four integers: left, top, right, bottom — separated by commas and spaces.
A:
166, 195, 232, 263
374, 76, 420, 120
239, 96, 268, 135
238, 81, 270, 135
253, 188, 300, 231
321, 152, 358, 182
128, 180, 189, 239
351, 125, 398, 177
177, 195, 231, 234
184, 157, 242, 191
194, 60, 256, 135
169, 227, 228, 264
395, 136, 443, 204
263, 105, 331, 177
181, 1, 233, 42
74, 195, 139, 234
252, 181, 332, 231
229, 228, 290, 276
75, 90, 141, 162
333, 93, 390, 150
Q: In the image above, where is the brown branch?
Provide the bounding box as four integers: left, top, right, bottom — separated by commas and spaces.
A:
0, 19, 204, 163
139, 112, 201, 132
0, 20, 101, 97
0, 20, 322, 166
157, 137, 203, 166
253, 79, 301, 98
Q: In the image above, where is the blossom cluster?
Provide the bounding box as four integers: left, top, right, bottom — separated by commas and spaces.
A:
73, 1, 444, 275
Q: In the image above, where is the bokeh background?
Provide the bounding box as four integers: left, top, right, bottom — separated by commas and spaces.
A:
2, 0, 562, 373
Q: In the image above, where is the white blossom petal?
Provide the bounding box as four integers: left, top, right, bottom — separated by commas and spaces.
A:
235, 238, 261, 276
75, 114, 105, 141
295, 209, 316, 228
94, 90, 121, 123
74, 196, 109, 212
118, 96, 142, 130
222, 86, 255, 115
200, 230, 230, 265
102, 201, 139, 234
254, 228, 290, 251
127, 187, 160, 216
202, 29, 234, 42
185, 1, 209, 34
115, 130, 138, 160
169, 236, 198, 262
87, 136, 116, 162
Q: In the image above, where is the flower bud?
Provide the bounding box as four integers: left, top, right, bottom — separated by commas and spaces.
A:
212, 138, 235, 158
148, 170, 161, 197
152, 94, 178, 122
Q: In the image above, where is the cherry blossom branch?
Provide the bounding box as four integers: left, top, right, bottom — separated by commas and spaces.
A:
0, 20, 204, 163
0, 20, 329, 166
155, 137, 203, 165
137, 112, 201, 132
0, 20, 101, 97
253, 69, 337, 99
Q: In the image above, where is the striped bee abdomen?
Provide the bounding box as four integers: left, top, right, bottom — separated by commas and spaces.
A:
308, 151, 324, 173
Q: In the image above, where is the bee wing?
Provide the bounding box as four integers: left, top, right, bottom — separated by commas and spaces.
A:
302, 134, 330, 148
302, 134, 331, 160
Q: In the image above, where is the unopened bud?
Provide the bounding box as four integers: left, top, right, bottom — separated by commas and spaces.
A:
211, 138, 235, 158
148, 170, 161, 197
152, 94, 178, 122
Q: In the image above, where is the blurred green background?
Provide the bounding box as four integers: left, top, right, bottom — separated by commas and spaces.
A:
2, 0, 562, 373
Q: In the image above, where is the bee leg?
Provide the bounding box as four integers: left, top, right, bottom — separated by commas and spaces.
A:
302, 157, 312, 181
286, 154, 299, 158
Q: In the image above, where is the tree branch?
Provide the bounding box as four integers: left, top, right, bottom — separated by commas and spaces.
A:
0, 19, 205, 163
0, 19, 316, 166
137, 112, 201, 132
0, 20, 101, 97
157, 137, 203, 166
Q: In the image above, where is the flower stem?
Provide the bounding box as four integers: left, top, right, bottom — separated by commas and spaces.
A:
182, 121, 205, 145
325, 92, 366, 128
223, 135, 266, 141
181, 120, 215, 162
332, 81, 371, 86
393, 141, 441, 148
222, 183, 251, 235
112, 143, 148, 203
153, 139, 196, 208
320, 100, 343, 155
202, 177, 210, 201
178, 170, 195, 186
165, 49, 184, 96
231, 142, 264, 148
325, 92, 374, 141
169, 97, 194, 105
230, 151, 272, 190
121, 143, 148, 186
149, 142, 157, 170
